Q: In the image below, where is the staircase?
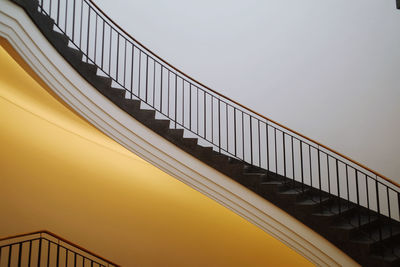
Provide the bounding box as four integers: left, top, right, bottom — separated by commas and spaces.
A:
0, 231, 119, 266
11, 0, 400, 266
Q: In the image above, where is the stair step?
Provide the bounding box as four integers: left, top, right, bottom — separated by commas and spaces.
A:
36, 10, 55, 29
296, 195, 331, 206
369, 243, 400, 266
351, 224, 400, 245
313, 204, 357, 217
65, 47, 83, 62
334, 214, 380, 231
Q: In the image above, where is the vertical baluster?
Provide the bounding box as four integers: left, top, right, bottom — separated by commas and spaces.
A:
234, 108, 237, 157
355, 170, 361, 226
274, 128, 277, 173
218, 99, 221, 153
308, 145, 312, 187
101, 20, 105, 69
174, 75, 177, 127
318, 148, 322, 203
300, 141, 304, 192
94, 14, 98, 64
37, 237, 42, 267
116, 33, 119, 80
79, 0, 83, 48
74, 252, 77, 267
86, 7, 91, 62
8, 244, 12, 267
153, 61, 156, 107
56, 242, 60, 267
203, 91, 206, 138
130, 44, 135, 98
327, 155, 331, 194
291, 136, 294, 187
257, 120, 261, 167
250, 116, 253, 165
160, 66, 163, 111
265, 124, 269, 171
167, 70, 170, 117
182, 79, 184, 126
145, 55, 149, 102
72, 0, 76, 41
65, 249, 68, 267
196, 88, 199, 134
138, 51, 142, 98
375, 179, 383, 256
283, 133, 286, 177
28, 240, 32, 266
242, 112, 244, 160
189, 84, 192, 130
366, 175, 370, 225
17, 243, 22, 267
226, 104, 229, 154
336, 159, 340, 213
386, 187, 392, 241
65, 0, 68, 34
57, 0, 60, 25
398, 193, 400, 222
211, 97, 213, 142
47, 240, 50, 267
345, 165, 350, 209
123, 39, 127, 87
108, 28, 112, 75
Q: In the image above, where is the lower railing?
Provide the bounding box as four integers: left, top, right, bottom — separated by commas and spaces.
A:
0, 231, 119, 267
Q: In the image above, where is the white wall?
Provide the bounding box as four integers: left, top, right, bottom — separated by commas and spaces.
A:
95, 0, 400, 182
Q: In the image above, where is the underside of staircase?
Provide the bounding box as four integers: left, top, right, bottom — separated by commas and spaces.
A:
11, 0, 400, 266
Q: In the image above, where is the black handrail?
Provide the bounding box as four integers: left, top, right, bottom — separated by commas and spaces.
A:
0, 230, 119, 266
35, 0, 399, 246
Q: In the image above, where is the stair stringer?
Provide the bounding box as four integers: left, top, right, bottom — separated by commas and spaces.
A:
0, 1, 358, 266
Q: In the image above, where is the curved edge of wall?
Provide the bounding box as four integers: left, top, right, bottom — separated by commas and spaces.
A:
0, 1, 358, 266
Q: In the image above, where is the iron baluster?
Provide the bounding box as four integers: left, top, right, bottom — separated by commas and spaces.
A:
145, 55, 149, 102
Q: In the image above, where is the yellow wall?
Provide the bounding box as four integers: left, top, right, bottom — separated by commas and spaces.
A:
0, 40, 312, 267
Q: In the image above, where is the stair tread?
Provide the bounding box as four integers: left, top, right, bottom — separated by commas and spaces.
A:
313, 205, 356, 216
370, 244, 400, 262
280, 188, 309, 195
261, 180, 284, 185
333, 214, 379, 230
296, 196, 330, 206
351, 225, 400, 244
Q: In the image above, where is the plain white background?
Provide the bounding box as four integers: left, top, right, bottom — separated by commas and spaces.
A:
94, 0, 400, 182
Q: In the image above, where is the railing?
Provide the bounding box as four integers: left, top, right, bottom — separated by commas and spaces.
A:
0, 230, 119, 266
31, 0, 400, 247
35, 0, 400, 217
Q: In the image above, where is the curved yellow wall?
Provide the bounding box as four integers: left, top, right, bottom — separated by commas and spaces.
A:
0, 40, 312, 266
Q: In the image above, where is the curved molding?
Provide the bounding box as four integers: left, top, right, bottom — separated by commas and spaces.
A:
0, 1, 358, 266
